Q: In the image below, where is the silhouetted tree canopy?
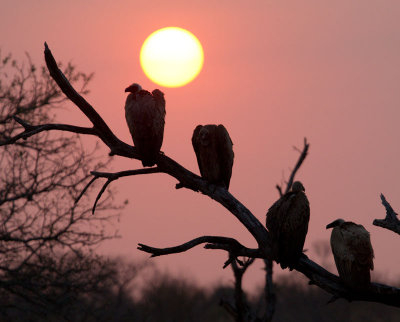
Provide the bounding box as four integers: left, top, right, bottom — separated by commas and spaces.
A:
0, 50, 121, 317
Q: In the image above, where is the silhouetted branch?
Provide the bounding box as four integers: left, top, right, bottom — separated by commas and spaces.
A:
276, 137, 309, 196
43, 44, 400, 309
296, 255, 400, 307
44, 43, 271, 249
263, 259, 276, 322
3, 43, 399, 309
373, 194, 400, 235
275, 185, 283, 198
88, 168, 161, 214
43, 43, 400, 308
44, 43, 132, 156
0, 116, 97, 146
138, 236, 261, 261
232, 258, 253, 321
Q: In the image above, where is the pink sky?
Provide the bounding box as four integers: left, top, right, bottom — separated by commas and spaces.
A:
2, 1, 400, 292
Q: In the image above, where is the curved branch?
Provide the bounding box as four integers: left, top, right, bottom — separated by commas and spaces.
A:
89, 168, 161, 214
138, 236, 262, 259
44, 42, 138, 158
0, 116, 96, 146
373, 194, 400, 235
296, 255, 400, 307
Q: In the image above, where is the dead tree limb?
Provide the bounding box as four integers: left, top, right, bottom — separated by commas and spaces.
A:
89, 168, 161, 213
373, 194, 400, 235
296, 255, 400, 307
138, 236, 262, 261
0, 116, 97, 146
263, 258, 276, 322
275, 137, 309, 196
3, 43, 400, 308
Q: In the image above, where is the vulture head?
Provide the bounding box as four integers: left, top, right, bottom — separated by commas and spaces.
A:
292, 181, 305, 192
326, 218, 345, 229
125, 83, 142, 94
198, 127, 211, 146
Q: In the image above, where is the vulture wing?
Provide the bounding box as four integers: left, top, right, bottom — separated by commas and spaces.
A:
278, 191, 310, 268
192, 125, 206, 177
266, 190, 310, 268
266, 196, 286, 263
125, 90, 165, 166
216, 125, 234, 189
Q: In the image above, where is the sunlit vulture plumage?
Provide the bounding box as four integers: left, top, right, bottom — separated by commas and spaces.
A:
191, 124, 234, 189
124, 83, 166, 167
326, 219, 374, 290
266, 181, 310, 269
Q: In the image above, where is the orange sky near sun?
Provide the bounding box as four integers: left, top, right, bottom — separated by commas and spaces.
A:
1, 0, 400, 292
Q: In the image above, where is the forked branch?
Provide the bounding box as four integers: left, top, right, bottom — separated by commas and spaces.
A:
276, 137, 309, 197
0, 116, 96, 146
77, 168, 161, 214
373, 194, 400, 235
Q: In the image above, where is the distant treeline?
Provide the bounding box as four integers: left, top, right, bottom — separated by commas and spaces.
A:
1, 257, 399, 322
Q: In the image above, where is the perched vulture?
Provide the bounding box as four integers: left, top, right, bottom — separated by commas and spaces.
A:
326, 219, 374, 290
124, 83, 166, 167
266, 181, 310, 269
191, 124, 234, 189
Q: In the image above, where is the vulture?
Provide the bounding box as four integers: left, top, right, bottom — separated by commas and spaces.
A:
191, 124, 234, 189
124, 83, 166, 167
326, 219, 374, 290
265, 181, 310, 269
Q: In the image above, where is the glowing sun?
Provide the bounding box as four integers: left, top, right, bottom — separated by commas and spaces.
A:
140, 27, 204, 88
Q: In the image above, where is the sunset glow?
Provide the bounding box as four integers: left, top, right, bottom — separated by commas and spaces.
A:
140, 27, 204, 88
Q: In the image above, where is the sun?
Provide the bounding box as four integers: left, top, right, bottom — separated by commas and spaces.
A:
140, 27, 204, 88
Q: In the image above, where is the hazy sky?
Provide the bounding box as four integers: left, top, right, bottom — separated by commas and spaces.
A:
1, 1, 400, 292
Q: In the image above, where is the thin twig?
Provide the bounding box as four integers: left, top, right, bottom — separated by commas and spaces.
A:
89, 168, 161, 214
284, 137, 309, 195
75, 177, 98, 204
0, 117, 97, 146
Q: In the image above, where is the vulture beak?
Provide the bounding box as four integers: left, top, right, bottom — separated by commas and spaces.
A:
326, 222, 335, 229
326, 219, 343, 229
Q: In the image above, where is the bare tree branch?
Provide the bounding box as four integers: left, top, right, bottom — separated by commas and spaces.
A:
275, 137, 309, 195
296, 255, 400, 307
275, 184, 283, 198
88, 168, 161, 214
44, 42, 137, 158
43, 43, 400, 309
3, 43, 399, 309
263, 258, 276, 322
41, 44, 272, 249
138, 236, 261, 260
373, 194, 400, 235
0, 116, 97, 146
